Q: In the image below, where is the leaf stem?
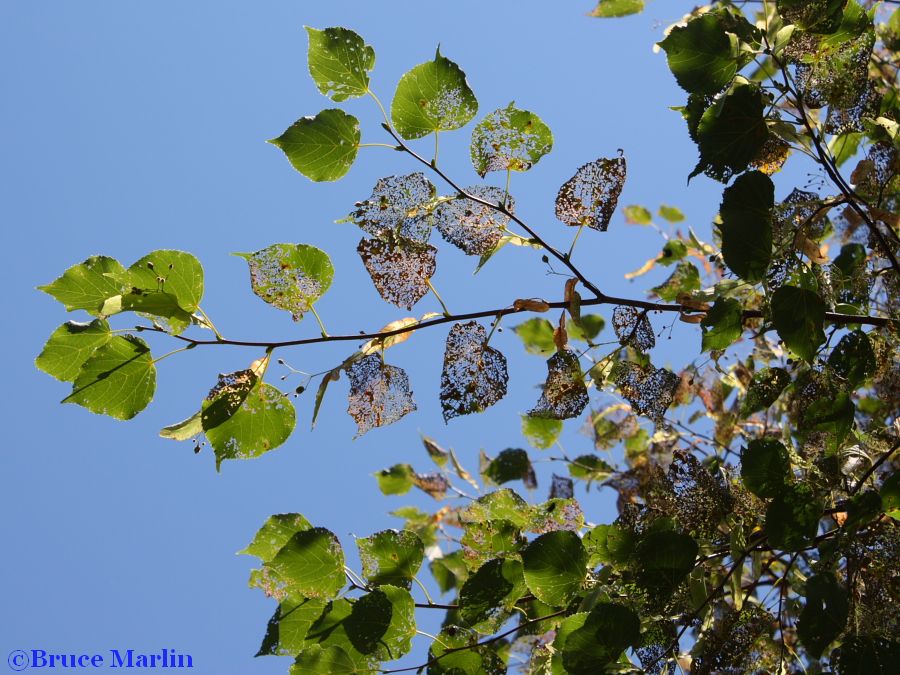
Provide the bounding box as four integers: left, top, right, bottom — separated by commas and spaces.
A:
309, 305, 329, 337
426, 279, 451, 316
196, 306, 224, 341
503, 168, 512, 209
151, 345, 192, 365
358, 142, 398, 149
566, 223, 585, 260
412, 575, 436, 606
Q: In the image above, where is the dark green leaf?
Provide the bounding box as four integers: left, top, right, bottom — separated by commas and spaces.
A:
269, 109, 360, 182
741, 438, 791, 498
771, 285, 827, 362
659, 13, 740, 96
561, 603, 640, 674
39, 256, 127, 315
64, 335, 155, 420
718, 171, 774, 282
481, 448, 536, 488
797, 573, 849, 658
635, 530, 698, 592
701, 298, 743, 352
828, 330, 875, 387
357, 529, 424, 588
766, 483, 822, 551
36, 320, 111, 382
429, 550, 468, 593
427, 625, 506, 674
260, 596, 329, 657
305, 26, 375, 102
740, 367, 791, 417
289, 645, 356, 675
390, 48, 478, 140
470, 102, 552, 177
521, 530, 587, 606
834, 635, 900, 675
651, 261, 700, 302
459, 557, 527, 634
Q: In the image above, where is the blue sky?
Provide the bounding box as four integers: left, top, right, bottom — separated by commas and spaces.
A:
1, 2, 806, 673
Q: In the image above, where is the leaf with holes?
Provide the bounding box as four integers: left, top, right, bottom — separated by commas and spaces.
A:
240, 513, 313, 562
434, 186, 513, 255
391, 47, 478, 140
259, 527, 345, 601
64, 335, 155, 420
440, 321, 508, 422
346, 173, 435, 244
269, 109, 360, 182
828, 330, 875, 387
235, 244, 334, 321
305, 26, 375, 102
740, 367, 791, 417
347, 354, 416, 436
612, 306, 655, 351
528, 349, 589, 420
357, 529, 424, 589
357, 237, 437, 310
470, 102, 553, 177
613, 361, 679, 424
555, 155, 626, 231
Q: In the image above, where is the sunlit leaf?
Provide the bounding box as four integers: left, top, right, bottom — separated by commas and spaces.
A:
127, 249, 204, 314
700, 298, 743, 352
528, 349, 590, 420
36, 320, 111, 382
346, 173, 435, 244
440, 321, 508, 421
561, 603, 640, 672
260, 527, 345, 601
289, 645, 356, 674
39, 256, 128, 315
613, 361, 679, 424
434, 186, 513, 256
567, 314, 605, 343
521, 415, 563, 450
375, 464, 415, 496
357, 237, 437, 310
555, 155, 626, 231
241, 513, 313, 562
269, 109, 360, 182
513, 318, 555, 356
470, 102, 553, 177
659, 12, 740, 96
459, 557, 527, 634
521, 530, 587, 606
357, 529, 424, 589
347, 354, 416, 436
651, 261, 700, 302
590, 0, 644, 18
305, 26, 375, 102
658, 204, 685, 223
612, 305, 655, 351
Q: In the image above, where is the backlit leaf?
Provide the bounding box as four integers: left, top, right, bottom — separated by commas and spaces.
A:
289, 645, 356, 675
305, 26, 375, 102
613, 361, 679, 424
513, 318, 555, 356
555, 155, 626, 231
375, 464, 415, 496
357, 237, 437, 310
440, 321, 508, 421
590, 0, 644, 18
269, 109, 360, 182
261, 597, 330, 658
701, 298, 743, 352
263, 527, 345, 601
561, 603, 640, 673
659, 12, 740, 96
481, 448, 536, 489
36, 320, 111, 382
346, 173, 435, 244
347, 354, 416, 435
241, 513, 313, 562
434, 186, 513, 255
459, 557, 527, 634
521, 415, 563, 450
470, 102, 553, 177
127, 250, 204, 314
357, 529, 424, 588
528, 349, 590, 420
613, 306, 655, 351
521, 530, 587, 606
39, 256, 128, 315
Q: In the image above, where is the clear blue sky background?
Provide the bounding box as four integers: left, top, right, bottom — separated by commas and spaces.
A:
1, 2, 806, 673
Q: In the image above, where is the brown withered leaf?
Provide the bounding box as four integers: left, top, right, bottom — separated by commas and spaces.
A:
346, 354, 416, 436
613, 305, 656, 352
440, 321, 509, 422
549, 474, 574, 500
434, 186, 514, 256
412, 472, 451, 499
348, 172, 436, 244
528, 349, 589, 420
358, 236, 437, 310
613, 361, 679, 424
555, 155, 626, 231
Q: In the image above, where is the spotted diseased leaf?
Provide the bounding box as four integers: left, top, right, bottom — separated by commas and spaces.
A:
36, 320, 111, 382
390, 47, 478, 140
529, 497, 584, 534
777, 0, 847, 34
613, 361, 679, 424
357, 237, 437, 310
257, 527, 345, 602
347, 354, 416, 436
718, 171, 775, 282
480, 448, 537, 489
269, 109, 360, 182
259, 596, 330, 658
440, 321, 508, 422
700, 298, 743, 352
740, 367, 791, 417
459, 557, 527, 634
39, 255, 128, 315
528, 349, 589, 420
470, 102, 553, 177
201, 368, 258, 431
613, 305, 655, 351
347, 173, 436, 244
64, 334, 156, 420
305, 26, 375, 102
659, 12, 740, 96
204, 382, 296, 471
555, 155, 626, 231
771, 286, 827, 363
549, 474, 574, 500
434, 187, 514, 256
690, 83, 769, 183
411, 472, 451, 500
357, 529, 424, 589
288, 644, 355, 674
236, 244, 334, 321
590, 0, 644, 18
240, 513, 313, 562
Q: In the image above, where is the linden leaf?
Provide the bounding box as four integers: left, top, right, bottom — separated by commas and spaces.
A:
346, 173, 436, 244
440, 321, 508, 422
305, 26, 375, 102
357, 529, 424, 589
613, 361, 679, 424
555, 155, 626, 231
434, 186, 514, 256
39, 255, 128, 315
269, 109, 360, 182
36, 320, 111, 382
612, 306, 655, 351
659, 12, 740, 96
470, 102, 553, 177
347, 354, 416, 436
357, 237, 437, 310
528, 349, 590, 420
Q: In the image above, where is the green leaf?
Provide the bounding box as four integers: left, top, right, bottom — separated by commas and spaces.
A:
881, 471, 900, 519
64, 335, 155, 420
777, 0, 847, 34
766, 483, 823, 551
289, 645, 356, 675
390, 47, 478, 140
470, 102, 552, 177
462, 489, 533, 529
658, 204, 685, 222
590, 0, 644, 18
513, 318, 555, 356
834, 635, 900, 674
204, 382, 296, 470
264, 527, 345, 600
481, 448, 536, 488
561, 603, 640, 673
701, 298, 743, 352
240, 513, 313, 561
375, 464, 415, 495
659, 13, 740, 96
567, 314, 605, 342
39, 256, 127, 315
269, 109, 360, 182
427, 625, 506, 674
718, 171, 774, 282
235, 244, 334, 321
127, 250, 204, 313
797, 573, 849, 658
159, 411, 203, 441
357, 529, 424, 589
771, 286, 827, 363
459, 557, 527, 634
568, 454, 615, 483
635, 530, 698, 592
429, 550, 468, 593
740, 367, 791, 417
623, 205, 652, 225
522, 530, 587, 606
260, 597, 330, 658
659, 239, 688, 265
584, 524, 635, 567
549, 613, 588, 675
741, 438, 791, 498
651, 261, 700, 302
305, 26, 375, 102
521, 415, 563, 450
100, 290, 193, 335
691, 83, 769, 182
36, 320, 111, 382
828, 330, 875, 387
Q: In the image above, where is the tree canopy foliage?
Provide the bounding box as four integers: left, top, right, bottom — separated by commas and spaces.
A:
36, 1, 900, 672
